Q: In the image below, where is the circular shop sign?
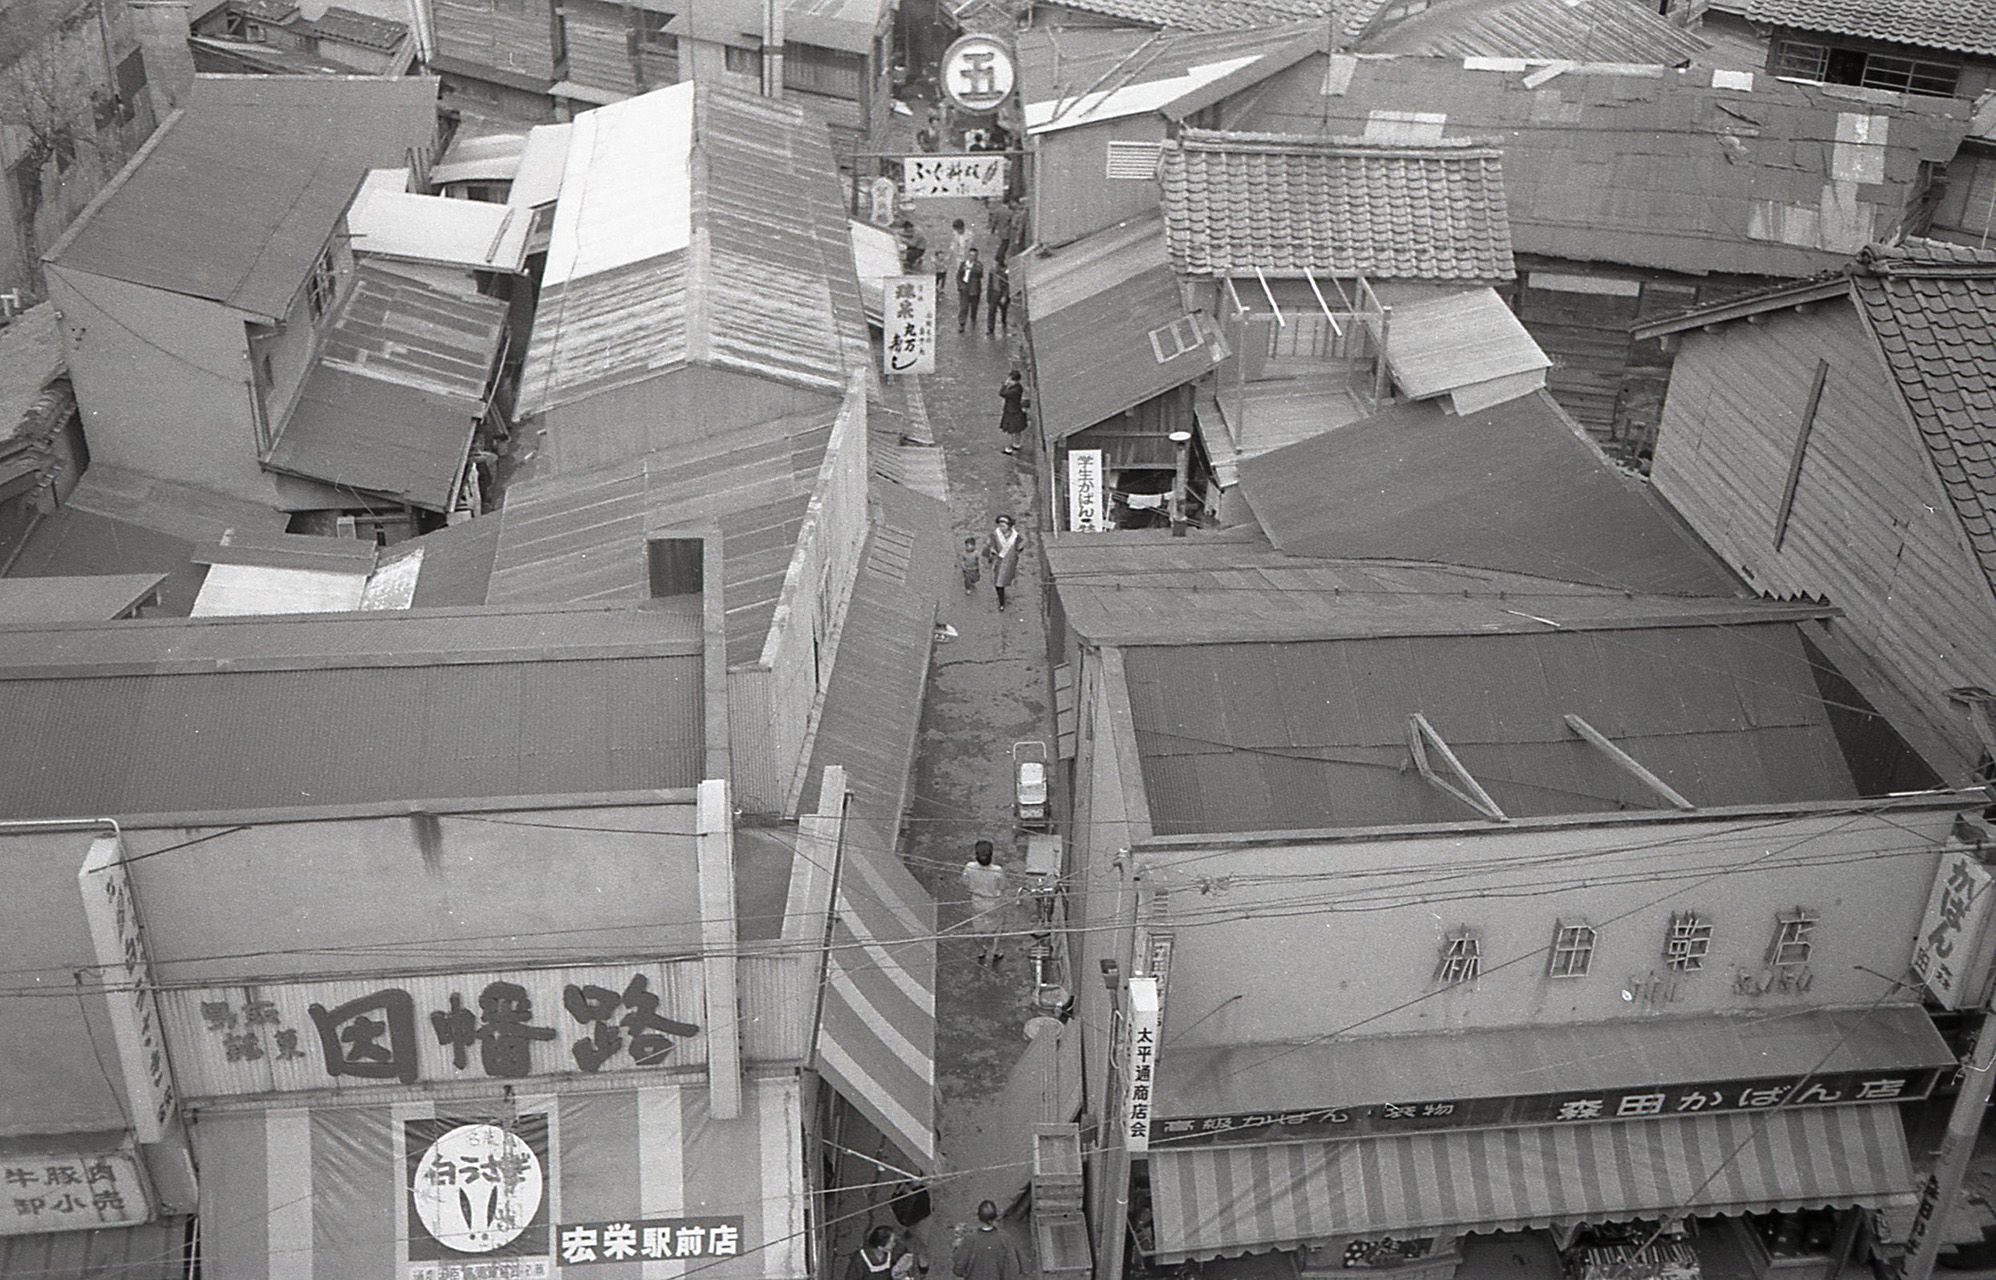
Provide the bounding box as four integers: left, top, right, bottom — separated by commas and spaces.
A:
940, 34, 1016, 114
411, 1123, 546, 1255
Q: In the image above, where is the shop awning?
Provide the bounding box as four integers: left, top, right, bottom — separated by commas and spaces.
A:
195, 1077, 808, 1279
1150, 1104, 1916, 1262
0, 1217, 193, 1280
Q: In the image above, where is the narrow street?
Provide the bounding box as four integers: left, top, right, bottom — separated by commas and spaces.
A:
900, 187, 1057, 1252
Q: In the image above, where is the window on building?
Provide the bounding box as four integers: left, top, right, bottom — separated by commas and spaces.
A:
636, 10, 677, 52
1435, 928, 1480, 985
1771, 38, 1828, 80
1856, 52, 1960, 97
306, 244, 338, 321
1664, 911, 1712, 971
1768, 909, 1816, 969
725, 44, 760, 75
1105, 140, 1163, 180
1548, 921, 1596, 978
1147, 316, 1204, 364
784, 41, 863, 97
115, 49, 147, 125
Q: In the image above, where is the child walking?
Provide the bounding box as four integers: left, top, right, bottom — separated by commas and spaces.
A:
959, 536, 982, 594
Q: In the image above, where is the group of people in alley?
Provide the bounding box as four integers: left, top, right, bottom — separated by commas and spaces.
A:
846, 1201, 1026, 1280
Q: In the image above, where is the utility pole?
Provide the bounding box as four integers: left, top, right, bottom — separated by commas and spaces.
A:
1902, 820, 1996, 1280
1168, 429, 1192, 536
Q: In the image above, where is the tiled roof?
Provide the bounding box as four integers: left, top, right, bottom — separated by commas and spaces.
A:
1365, 0, 1708, 64
1042, 0, 1393, 39
1746, 0, 1996, 58
1847, 241, 1996, 599
309, 5, 407, 49
46, 76, 439, 321
1249, 57, 1971, 278
1160, 129, 1513, 281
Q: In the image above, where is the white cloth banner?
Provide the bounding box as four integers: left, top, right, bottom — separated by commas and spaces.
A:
902, 155, 1008, 200
884, 275, 936, 376
1067, 449, 1107, 532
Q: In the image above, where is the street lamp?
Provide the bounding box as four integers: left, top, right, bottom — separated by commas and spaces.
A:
1168, 430, 1193, 537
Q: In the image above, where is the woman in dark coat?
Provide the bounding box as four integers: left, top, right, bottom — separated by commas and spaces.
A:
998, 370, 1029, 455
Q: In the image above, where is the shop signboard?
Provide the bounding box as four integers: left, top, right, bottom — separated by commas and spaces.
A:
159, 963, 706, 1098
78, 835, 177, 1143
1067, 450, 1107, 532
405, 1112, 553, 1280
903, 155, 1008, 200
884, 276, 936, 376
1911, 843, 1996, 1008
1153, 1065, 1942, 1148
1125, 977, 1160, 1153
0, 1148, 151, 1236
557, 1216, 745, 1266
939, 33, 1015, 113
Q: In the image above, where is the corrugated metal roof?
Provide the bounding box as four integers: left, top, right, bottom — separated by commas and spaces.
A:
348, 184, 531, 271
1019, 25, 1326, 134
1023, 216, 1219, 437
385, 515, 504, 607
799, 482, 953, 820
1250, 57, 1971, 278
487, 402, 841, 666
1747, 0, 1996, 57
1368, 0, 1710, 64
1237, 391, 1740, 595
519, 84, 867, 416
430, 130, 528, 186
1847, 240, 1996, 601
1040, 0, 1381, 42
1160, 130, 1515, 281
265, 266, 503, 510
1383, 288, 1550, 397
1048, 528, 1813, 645
0, 304, 65, 443
46, 75, 440, 320
0, 605, 705, 820
1121, 620, 1860, 834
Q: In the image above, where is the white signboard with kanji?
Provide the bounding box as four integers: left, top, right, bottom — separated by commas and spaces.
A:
78, 835, 176, 1142
0, 1149, 151, 1236
884, 275, 936, 376
1913, 845, 1996, 1008
1124, 976, 1159, 1153
941, 33, 1015, 113
1067, 449, 1107, 532
903, 155, 1009, 200
159, 963, 707, 1098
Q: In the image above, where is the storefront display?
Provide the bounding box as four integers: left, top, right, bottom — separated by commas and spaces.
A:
1559, 1221, 1700, 1280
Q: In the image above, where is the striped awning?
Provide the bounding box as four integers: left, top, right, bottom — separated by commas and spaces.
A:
1150, 1105, 1917, 1262
817, 812, 939, 1171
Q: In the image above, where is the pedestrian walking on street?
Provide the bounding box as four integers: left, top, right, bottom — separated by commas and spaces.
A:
997, 370, 1028, 454
849, 1227, 908, 1280
961, 839, 1012, 966
985, 514, 1023, 610
917, 112, 942, 153
956, 249, 985, 333
897, 219, 927, 273
985, 258, 1010, 336
951, 1202, 1024, 1280
960, 536, 982, 593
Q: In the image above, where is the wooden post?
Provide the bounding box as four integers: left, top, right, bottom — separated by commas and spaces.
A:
1903, 1005, 1996, 1280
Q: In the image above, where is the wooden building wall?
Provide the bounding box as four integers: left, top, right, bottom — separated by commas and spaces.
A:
1032, 116, 1167, 250
1650, 301, 1996, 768
434, 0, 560, 82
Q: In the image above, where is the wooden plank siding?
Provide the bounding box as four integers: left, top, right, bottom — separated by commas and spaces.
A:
1650, 302, 1996, 768
565, 0, 641, 94
434, 0, 560, 80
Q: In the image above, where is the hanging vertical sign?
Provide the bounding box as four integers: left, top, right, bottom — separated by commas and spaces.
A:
1912, 842, 1996, 1009
939, 33, 1016, 114
884, 276, 936, 376
78, 834, 177, 1143
1067, 449, 1107, 532
1124, 976, 1160, 1153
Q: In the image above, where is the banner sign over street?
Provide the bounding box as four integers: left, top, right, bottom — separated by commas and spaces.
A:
903, 155, 1008, 200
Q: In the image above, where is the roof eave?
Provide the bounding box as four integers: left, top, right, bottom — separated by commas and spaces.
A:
1632, 276, 1854, 340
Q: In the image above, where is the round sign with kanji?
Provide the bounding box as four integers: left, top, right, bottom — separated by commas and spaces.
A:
940, 34, 1016, 114
412, 1123, 545, 1254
